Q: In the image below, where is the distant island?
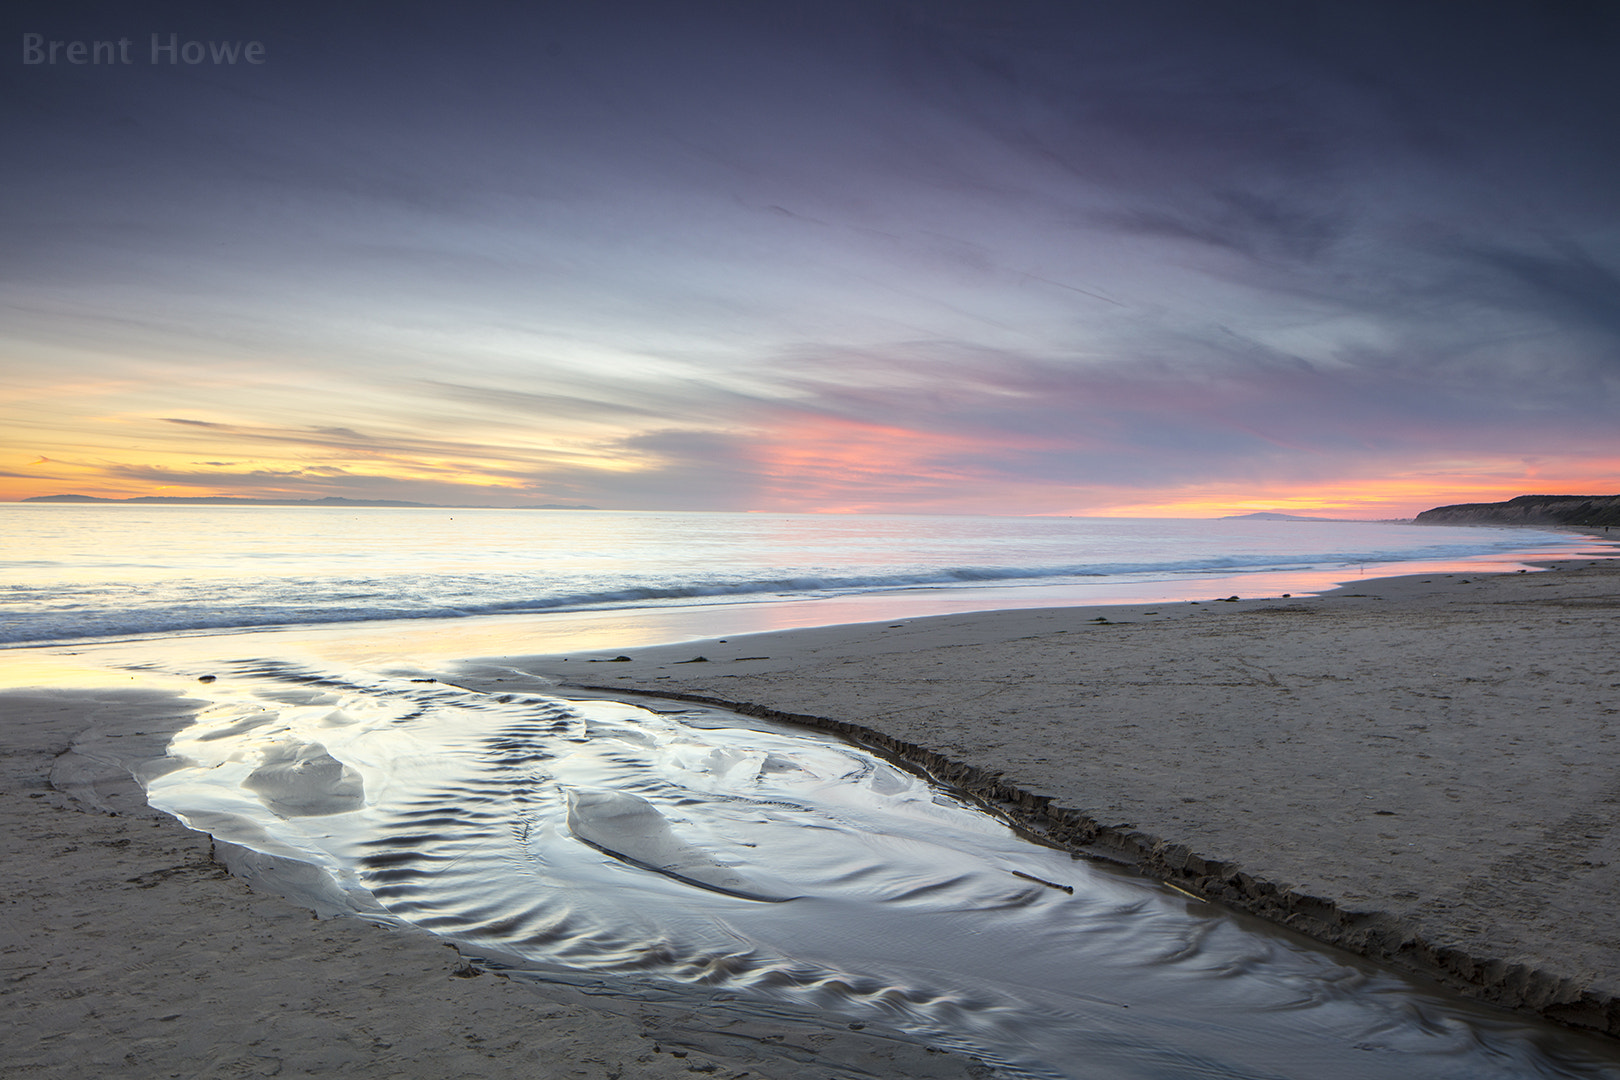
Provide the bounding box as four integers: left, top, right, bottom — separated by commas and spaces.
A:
20, 494, 598, 510
1415, 494, 1620, 528
1220, 512, 1347, 522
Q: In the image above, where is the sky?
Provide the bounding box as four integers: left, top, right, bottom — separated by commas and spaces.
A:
3, 1, 1617, 517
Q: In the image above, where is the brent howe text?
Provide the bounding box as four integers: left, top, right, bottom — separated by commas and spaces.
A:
21, 34, 266, 65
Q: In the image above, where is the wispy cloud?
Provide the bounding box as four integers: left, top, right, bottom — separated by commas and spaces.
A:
2, 2, 1616, 513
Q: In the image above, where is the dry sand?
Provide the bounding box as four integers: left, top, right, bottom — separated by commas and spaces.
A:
499, 556, 1620, 1037
4, 553, 1619, 1075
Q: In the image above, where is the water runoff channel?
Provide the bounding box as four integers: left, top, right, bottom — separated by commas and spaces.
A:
110, 656, 1620, 1080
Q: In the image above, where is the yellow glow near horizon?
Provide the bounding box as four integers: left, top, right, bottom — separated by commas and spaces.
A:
0, 387, 648, 503
5, 358, 1615, 512
5, 443, 1617, 514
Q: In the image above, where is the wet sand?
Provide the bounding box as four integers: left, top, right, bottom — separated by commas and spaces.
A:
4, 553, 1619, 1075
498, 556, 1620, 1036
0, 693, 990, 1079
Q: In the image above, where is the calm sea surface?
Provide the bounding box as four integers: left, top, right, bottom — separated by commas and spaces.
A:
0, 505, 1598, 646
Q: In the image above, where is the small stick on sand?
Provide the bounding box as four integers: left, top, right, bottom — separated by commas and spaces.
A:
1011, 869, 1074, 894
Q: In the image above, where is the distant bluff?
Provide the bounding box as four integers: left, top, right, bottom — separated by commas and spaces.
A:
1415, 494, 1620, 527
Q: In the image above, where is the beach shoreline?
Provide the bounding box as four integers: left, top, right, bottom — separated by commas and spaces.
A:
4, 548, 1620, 1074
452, 552, 1620, 1038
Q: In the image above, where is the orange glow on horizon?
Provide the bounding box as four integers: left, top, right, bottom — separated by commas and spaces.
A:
1081, 463, 1620, 520
3, 394, 1615, 518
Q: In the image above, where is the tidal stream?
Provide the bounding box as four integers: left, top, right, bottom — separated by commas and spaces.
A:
130, 659, 1620, 1080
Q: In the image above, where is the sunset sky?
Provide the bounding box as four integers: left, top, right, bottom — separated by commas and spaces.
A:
3, 1, 1617, 517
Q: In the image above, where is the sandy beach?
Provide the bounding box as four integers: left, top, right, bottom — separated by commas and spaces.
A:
4, 552, 1619, 1075
494, 554, 1620, 1038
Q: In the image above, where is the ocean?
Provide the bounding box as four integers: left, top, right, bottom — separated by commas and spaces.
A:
0, 504, 1597, 648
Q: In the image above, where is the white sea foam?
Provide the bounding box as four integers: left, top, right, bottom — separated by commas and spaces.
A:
0, 507, 1597, 644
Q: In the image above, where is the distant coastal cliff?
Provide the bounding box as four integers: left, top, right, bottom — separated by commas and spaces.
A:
1415, 494, 1620, 527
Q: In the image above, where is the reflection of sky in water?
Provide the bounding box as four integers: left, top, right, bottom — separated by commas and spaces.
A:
2, 551, 1601, 684
2, 506, 1599, 648
138, 663, 1620, 1080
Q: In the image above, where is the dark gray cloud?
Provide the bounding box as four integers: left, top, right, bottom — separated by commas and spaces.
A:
1464, 240, 1620, 352
1097, 192, 1348, 266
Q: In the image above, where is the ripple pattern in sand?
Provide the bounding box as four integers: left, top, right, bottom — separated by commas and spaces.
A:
141, 663, 1620, 1080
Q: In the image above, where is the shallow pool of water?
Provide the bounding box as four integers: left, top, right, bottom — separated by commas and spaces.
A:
130, 658, 1620, 1080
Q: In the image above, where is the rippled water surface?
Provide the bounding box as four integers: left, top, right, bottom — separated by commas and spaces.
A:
130, 659, 1620, 1080
3, 505, 1594, 644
